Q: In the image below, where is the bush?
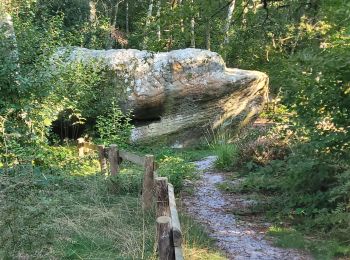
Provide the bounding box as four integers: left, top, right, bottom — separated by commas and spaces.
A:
233, 125, 293, 169
95, 101, 133, 148
239, 146, 350, 253
157, 156, 196, 192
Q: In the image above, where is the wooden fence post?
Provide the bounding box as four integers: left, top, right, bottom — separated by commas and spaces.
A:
155, 177, 170, 218
168, 184, 184, 260
157, 216, 175, 260
108, 144, 119, 176
142, 154, 154, 210
97, 145, 107, 174
77, 138, 85, 157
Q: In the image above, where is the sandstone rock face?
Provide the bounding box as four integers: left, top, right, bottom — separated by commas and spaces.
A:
63, 48, 268, 147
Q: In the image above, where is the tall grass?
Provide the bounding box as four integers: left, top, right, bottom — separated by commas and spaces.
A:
0, 167, 157, 259
0, 156, 226, 259
205, 125, 238, 171
213, 143, 238, 171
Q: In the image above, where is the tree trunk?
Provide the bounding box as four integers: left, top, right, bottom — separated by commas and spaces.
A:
107, 0, 124, 49
178, 0, 184, 32
190, 0, 195, 48
170, 0, 178, 8
142, 0, 154, 49
125, 0, 129, 34
241, 0, 248, 29
223, 0, 236, 46
206, 20, 210, 50
156, 0, 161, 41
89, 1, 97, 24
146, 0, 154, 27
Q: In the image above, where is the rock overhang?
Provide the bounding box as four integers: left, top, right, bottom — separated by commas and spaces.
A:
56, 47, 269, 146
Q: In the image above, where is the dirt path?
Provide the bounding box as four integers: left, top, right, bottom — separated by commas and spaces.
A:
182, 156, 312, 260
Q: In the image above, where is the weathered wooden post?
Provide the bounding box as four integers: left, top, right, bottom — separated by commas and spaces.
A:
108, 144, 119, 176
155, 177, 170, 217
156, 216, 175, 260
77, 138, 85, 157
168, 184, 184, 259
142, 154, 154, 210
97, 145, 107, 174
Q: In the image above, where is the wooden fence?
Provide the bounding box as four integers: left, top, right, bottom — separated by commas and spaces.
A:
77, 139, 184, 260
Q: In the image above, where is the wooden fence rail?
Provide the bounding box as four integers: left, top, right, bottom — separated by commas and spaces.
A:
77, 139, 184, 260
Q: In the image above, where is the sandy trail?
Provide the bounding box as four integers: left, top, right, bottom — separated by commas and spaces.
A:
182, 156, 312, 260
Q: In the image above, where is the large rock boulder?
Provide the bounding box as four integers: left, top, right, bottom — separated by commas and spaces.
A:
61, 48, 268, 147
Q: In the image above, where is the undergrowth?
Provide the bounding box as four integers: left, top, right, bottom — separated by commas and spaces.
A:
221, 123, 350, 259
157, 156, 196, 192
0, 161, 156, 259
0, 145, 225, 259
268, 226, 350, 259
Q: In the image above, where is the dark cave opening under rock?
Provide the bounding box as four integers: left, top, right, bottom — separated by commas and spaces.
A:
49, 108, 163, 144
49, 109, 87, 143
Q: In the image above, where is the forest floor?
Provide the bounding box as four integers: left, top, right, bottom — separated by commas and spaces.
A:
181, 156, 313, 260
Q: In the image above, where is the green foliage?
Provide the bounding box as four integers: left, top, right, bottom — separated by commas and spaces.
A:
95, 101, 133, 147
0, 157, 223, 259
268, 226, 350, 259
214, 144, 238, 171
35, 145, 100, 175
227, 0, 350, 161
238, 146, 350, 256
268, 226, 306, 249
0, 7, 107, 170
1, 1, 350, 258
158, 156, 196, 192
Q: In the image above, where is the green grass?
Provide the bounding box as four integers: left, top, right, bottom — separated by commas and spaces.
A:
268, 226, 350, 260
0, 166, 155, 259
213, 144, 238, 171
129, 144, 213, 163
268, 226, 307, 249
180, 214, 226, 260
0, 149, 225, 259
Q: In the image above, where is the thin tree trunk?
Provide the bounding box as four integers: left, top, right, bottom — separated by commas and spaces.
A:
142, 0, 154, 49
156, 0, 161, 41
146, 0, 154, 27
190, 0, 195, 48
241, 0, 248, 29
167, 0, 176, 50
171, 0, 178, 8
89, 1, 97, 23
111, 1, 122, 30
125, 0, 129, 34
87, 1, 97, 46
223, 0, 236, 46
206, 20, 210, 50
205, 0, 212, 50
107, 0, 124, 49
190, 18, 195, 47
178, 0, 184, 32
